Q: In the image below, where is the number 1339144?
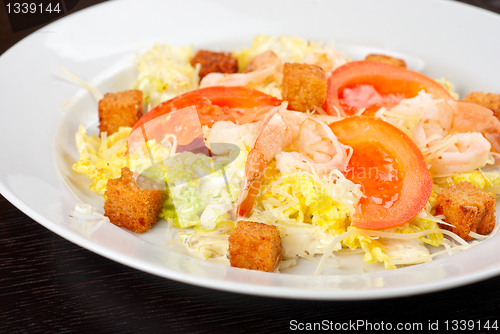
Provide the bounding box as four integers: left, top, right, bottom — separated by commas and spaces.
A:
6, 2, 61, 14
444, 320, 498, 331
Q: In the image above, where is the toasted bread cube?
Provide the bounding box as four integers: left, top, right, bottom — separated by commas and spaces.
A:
98, 90, 143, 135
104, 167, 162, 233
190, 50, 238, 80
365, 54, 407, 68
228, 221, 283, 272
435, 182, 496, 241
282, 63, 327, 113
464, 92, 500, 117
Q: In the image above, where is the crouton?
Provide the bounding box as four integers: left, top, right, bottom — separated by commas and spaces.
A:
435, 182, 496, 241
464, 92, 500, 117
190, 50, 238, 80
365, 54, 407, 68
104, 167, 162, 233
228, 221, 283, 272
98, 90, 143, 135
282, 62, 327, 112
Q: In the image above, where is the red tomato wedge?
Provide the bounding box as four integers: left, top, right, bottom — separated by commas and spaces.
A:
329, 117, 432, 230
129, 86, 281, 147
134, 86, 281, 131
128, 105, 206, 155
325, 61, 454, 116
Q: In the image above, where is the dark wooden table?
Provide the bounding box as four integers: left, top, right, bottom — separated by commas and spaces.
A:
2, 1, 500, 333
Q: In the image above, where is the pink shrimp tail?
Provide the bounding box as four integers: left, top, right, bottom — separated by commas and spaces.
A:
236, 149, 267, 218
236, 103, 290, 218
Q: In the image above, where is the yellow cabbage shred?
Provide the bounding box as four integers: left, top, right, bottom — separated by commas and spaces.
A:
72, 126, 131, 194
134, 43, 200, 108
395, 218, 444, 247
72, 125, 173, 195
342, 230, 393, 269
341, 217, 444, 271
234, 35, 315, 71
435, 77, 460, 100
256, 173, 350, 235
434, 171, 500, 198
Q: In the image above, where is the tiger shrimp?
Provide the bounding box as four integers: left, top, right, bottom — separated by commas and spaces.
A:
412, 98, 500, 175
236, 102, 351, 217
199, 51, 283, 88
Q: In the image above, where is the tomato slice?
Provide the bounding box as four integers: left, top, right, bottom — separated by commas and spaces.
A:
134, 86, 281, 130
329, 116, 432, 230
129, 86, 281, 147
325, 61, 454, 116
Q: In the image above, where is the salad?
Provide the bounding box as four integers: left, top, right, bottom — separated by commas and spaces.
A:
72, 35, 500, 274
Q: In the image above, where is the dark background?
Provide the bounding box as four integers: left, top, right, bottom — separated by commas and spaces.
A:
1, 1, 500, 333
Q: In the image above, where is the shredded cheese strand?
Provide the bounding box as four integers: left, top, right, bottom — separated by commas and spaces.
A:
60, 67, 103, 101
313, 227, 472, 275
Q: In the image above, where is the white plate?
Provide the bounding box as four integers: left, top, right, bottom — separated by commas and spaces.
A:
1, 0, 500, 300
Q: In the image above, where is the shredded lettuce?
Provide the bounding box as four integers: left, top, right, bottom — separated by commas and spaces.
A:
255, 173, 351, 234
73, 126, 131, 194
134, 43, 200, 108
401, 217, 444, 247
435, 77, 460, 100
73, 126, 174, 195
342, 231, 392, 268
233, 35, 346, 98
342, 219, 443, 271
434, 170, 500, 197
179, 221, 235, 260
235, 35, 314, 72
154, 147, 246, 230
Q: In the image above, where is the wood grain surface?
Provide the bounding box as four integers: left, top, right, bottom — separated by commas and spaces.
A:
1, 1, 500, 333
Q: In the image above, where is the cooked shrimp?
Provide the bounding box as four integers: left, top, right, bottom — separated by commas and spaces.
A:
199, 51, 283, 88
424, 132, 491, 175
412, 99, 500, 175
448, 100, 500, 152
236, 103, 351, 217
275, 111, 350, 175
